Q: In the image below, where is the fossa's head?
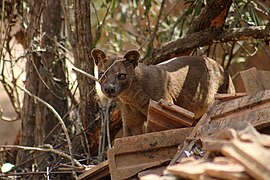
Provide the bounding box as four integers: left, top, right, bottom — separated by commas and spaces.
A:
91, 48, 140, 98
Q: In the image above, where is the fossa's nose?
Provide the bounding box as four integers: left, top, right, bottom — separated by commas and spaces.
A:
104, 84, 116, 94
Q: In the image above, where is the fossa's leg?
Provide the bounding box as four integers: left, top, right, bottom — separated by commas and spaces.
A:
121, 104, 146, 136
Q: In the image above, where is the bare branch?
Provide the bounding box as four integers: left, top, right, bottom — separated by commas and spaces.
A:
143, 26, 270, 65
144, 0, 166, 58
0, 144, 83, 168
61, 0, 75, 46
93, 1, 112, 45
17, 85, 82, 169
72, 66, 98, 82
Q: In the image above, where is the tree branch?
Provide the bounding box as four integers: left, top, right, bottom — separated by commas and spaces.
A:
17, 86, 81, 169
187, 0, 233, 34
143, 26, 269, 65
0, 144, 83, 168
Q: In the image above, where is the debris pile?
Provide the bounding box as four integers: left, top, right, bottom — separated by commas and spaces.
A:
142, 123, 270, 180
78, 68, 270, 180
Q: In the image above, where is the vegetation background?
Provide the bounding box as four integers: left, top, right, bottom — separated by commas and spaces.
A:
0, 0, 269, 179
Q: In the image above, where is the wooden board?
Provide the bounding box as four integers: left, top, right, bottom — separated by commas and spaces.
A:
170, 89, 270, 164
214, 93, 247, 102
204, 139, 270, 180
240, 67, 270, 95
107, 127, 193, 180
166, 156, 248, 180
77, 160, 109, 180
146, 99, 195, 133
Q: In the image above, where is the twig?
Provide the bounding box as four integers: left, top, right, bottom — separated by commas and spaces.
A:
225, 41, 236, 70
99, 106, 106, 162
0, 110, 20, 121
0, 170, 84, 177
93, 1, 112, 45
29, 57, 65, 100
144, 0, 166, 58
72, 66, 98, 82
0, 0, 5, 50
106, 98, 112, 149
0, 20, 22, 120
0, 73, 21, 121
0, 145, 82, 167
16, 86, 82, 171
60, 0, 75, 46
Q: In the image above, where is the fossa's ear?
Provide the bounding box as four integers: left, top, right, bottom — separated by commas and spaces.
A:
91, 48, 107, 65
124, 50, 140, 67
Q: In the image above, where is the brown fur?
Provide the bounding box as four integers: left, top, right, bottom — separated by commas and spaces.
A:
92, 49, 235, 136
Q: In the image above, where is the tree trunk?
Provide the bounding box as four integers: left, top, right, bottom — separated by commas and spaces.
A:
143, 0, 233, 65
17, 0, 69, 169
73, 0, 98, 156
37, 0, 68, 146
16, 0, 43, 167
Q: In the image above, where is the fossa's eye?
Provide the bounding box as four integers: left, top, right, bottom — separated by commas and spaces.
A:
118, 73, 126, 80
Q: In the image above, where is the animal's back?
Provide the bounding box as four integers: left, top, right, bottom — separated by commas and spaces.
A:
158, 56, 234, 118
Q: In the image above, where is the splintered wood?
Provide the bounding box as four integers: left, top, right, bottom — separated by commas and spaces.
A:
146, 99, 195, 133
169, 90, 270, 166
148, 124, 270, 180
140, 89, 270, 180
166, 157, 249, 180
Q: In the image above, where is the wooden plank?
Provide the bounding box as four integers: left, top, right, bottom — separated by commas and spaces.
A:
170, 90, 270, 165
214, 93, 247, 102
167, 157, 248, 180
140, 174, 163, 180
77, 160, 109, 180
146, 100, 195, 133
107, 127, 193, 180
166, 159, 206, 179
158, 99, 195, 119
240, 67, 270, 95
138, 165, 166, 178
211, 90, 270, 120
200, 90, 270, 137
240, 67, 265, 95
257, 70, 270, 90
206, 157, 250, 180
204, 139, 270, 180
206, 164, 249, 180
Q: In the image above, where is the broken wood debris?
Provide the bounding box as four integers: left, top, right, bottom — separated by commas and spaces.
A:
145, 99, 195, 133
142, 123, 270, 180
78, 70, 270, 180
107, 127, 193, 180
77, 160, 109, 180
240, 67, 270, 95
170, 89, 270, 165
166, 157, 250, 180
204, 89, 270, 135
